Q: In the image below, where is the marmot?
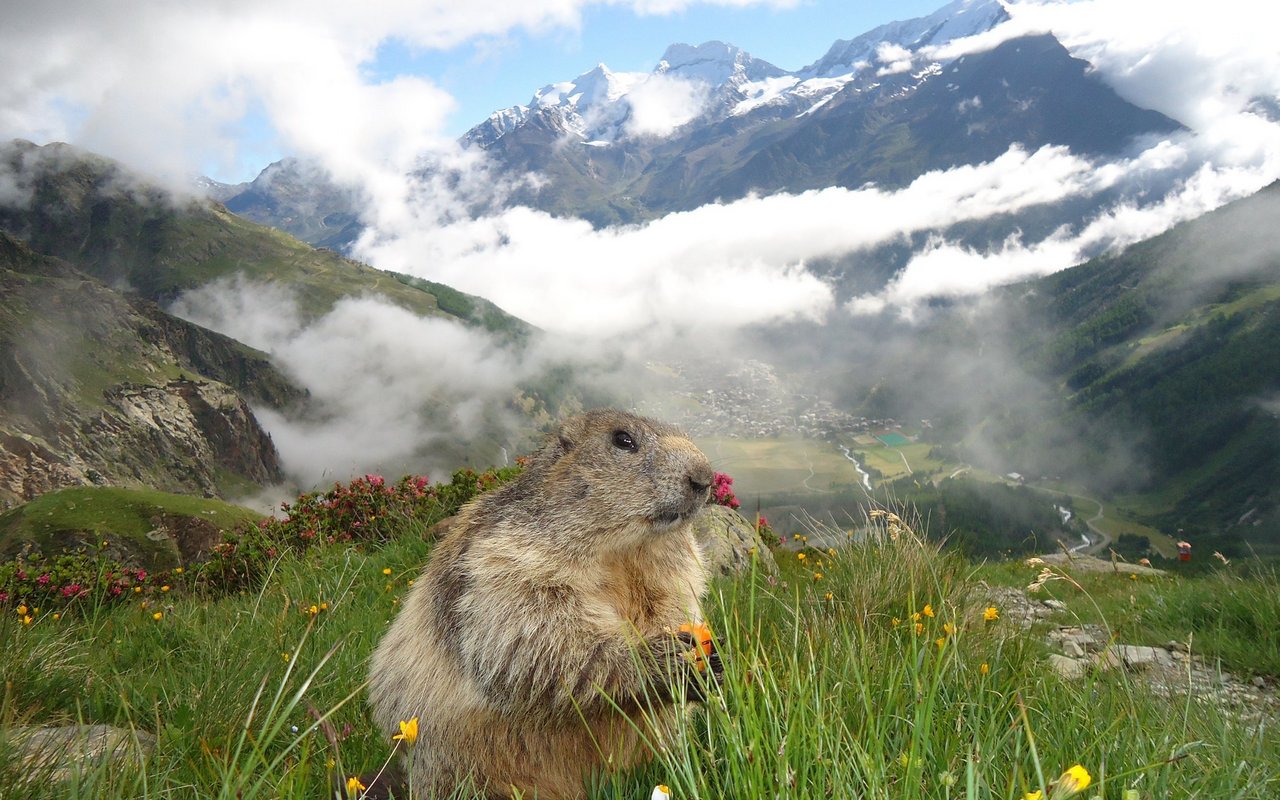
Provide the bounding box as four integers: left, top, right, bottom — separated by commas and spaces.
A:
368, 409, 721, 799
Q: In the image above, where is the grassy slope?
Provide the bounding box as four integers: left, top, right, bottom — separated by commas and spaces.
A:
1, 512, 1275, 799
982, 183, 1280, 548
0, 141, 528, 334
0, 487, 261, 570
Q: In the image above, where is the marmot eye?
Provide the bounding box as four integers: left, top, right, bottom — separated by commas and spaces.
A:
612, 430, 638, 452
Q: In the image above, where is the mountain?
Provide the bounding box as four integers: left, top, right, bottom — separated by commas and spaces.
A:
805, 182, 1280, 553
997, 182, 1280, 550
471, 30, 1178, 225
221, 157, 363, 250
0, 140, 528, 338
0, 231, 292, 503
0, 140, 542, 503
218, 0, 1179, 243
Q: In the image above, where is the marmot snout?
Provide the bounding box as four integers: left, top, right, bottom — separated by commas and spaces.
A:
367, 409, 720, 800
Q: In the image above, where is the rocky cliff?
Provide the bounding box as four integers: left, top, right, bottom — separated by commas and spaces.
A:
0, 232, 289, 504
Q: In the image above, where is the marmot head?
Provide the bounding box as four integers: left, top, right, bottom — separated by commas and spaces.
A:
534, 409, 714, 541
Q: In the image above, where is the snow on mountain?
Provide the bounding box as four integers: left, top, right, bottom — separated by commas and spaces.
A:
800, 0, 1009, 80
465, 0, 1008, 148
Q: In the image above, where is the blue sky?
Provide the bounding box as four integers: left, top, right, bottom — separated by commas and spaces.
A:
356, 1, 943, 170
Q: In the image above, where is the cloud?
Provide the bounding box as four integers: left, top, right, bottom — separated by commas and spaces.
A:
622, 74, 712, 137
849, 118, 1280, 314
0, 0, 791, 191
928, 1, 1280, 133
874, 42, 915, 76
169, 277, 539, 486
354, 144, 1110, 336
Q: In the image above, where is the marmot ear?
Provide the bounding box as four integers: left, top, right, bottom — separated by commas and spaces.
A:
556, 417, 583, 453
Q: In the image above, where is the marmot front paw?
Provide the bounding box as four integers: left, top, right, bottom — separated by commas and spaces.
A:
675, 622, 723, 701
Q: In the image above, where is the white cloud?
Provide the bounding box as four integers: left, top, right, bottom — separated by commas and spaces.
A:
928, 1, 1280, 134
0, 0, 790, 192
170, 278, 537, 485
850, 135, 1280, 313
874, 41, 915, 76
354, 144, 1114, 336
623, 74, 712, 137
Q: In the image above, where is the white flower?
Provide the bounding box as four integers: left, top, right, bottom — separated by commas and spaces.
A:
651, 785, 671, 800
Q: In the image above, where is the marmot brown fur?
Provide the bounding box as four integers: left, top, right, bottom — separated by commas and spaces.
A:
368, 409, 720, 799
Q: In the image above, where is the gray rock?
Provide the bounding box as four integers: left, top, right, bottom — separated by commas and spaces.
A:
1042, 599, 1068, 611
1048, 654, 1088, 680
5, 724, 155, 784
691, 504, 778, 578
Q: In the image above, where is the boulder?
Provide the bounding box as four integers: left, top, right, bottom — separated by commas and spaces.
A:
691, 504, 778, 578
1048, 654, 1088, 680
5, 724, 155, 784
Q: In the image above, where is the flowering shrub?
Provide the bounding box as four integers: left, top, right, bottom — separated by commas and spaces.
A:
755, 514, 781, 547
200, 466, 521, 592
0, 551, 190, 614
711, 472, 740, 510
0, 465, 524, 612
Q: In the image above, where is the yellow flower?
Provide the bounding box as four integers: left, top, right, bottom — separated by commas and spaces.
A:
407, 579, 415, 586
16, 605, 27, 616
914, 622, 924, 635
922, 604, 935, 618
942, 622, 956, 636
134, 586, 142, 593
21, 615, 32, 626
392, 717, 419, 745
382, 567, 392, 576
813, 572, 824, 580
1129, 574, 1137, 580
161, 585, 171, 592
282, 652, 291, 662
827, 547, 836, 556
346, 775, 366, 796
175, 567, 184, 574
1024, 792, 1043, 800
891, 617, 901, 627
797, 552, 806, 561
824, 592, 833, 601
52, 613, 60, 621
911, 612, 922, 622
320, 602, 329, 611
152, 612, 163, 620
308, 604, 319, 616
980, 662, 990, 675
1057, 764, 1091, 794
984, 606, 999, 621
935, 637, 946, 649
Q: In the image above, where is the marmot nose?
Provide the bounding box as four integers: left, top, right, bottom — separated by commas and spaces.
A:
687, 466, 713, 495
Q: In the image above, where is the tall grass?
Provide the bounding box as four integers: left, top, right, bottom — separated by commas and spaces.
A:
0, 511, 1276, 798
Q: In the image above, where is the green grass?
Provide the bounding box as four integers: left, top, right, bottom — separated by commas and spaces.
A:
1, 513, 1276, 798
978, 556, 1280, 679
0, 487, 261, 570
696, 436, 866, 497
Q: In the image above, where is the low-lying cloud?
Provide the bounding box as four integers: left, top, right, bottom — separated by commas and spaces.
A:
170, 278, 541, 486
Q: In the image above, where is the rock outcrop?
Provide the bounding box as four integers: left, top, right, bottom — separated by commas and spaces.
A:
692, 504, 778, 577
0, 232, 290, 503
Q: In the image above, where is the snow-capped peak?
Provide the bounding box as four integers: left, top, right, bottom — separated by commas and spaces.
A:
464, 0, 1010, 147
655, 41, 785, 88
800, 0, 1008, 79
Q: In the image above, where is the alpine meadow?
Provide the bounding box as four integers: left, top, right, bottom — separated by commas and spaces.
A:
1, 0, 1278, 798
